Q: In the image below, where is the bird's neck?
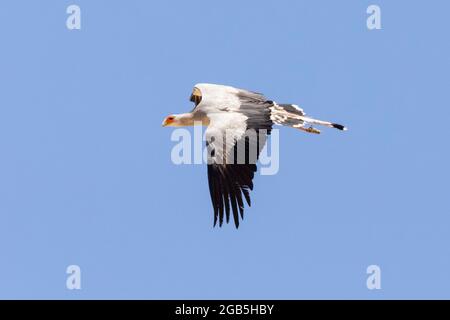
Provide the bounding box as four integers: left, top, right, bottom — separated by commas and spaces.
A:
176, 113, 209, 127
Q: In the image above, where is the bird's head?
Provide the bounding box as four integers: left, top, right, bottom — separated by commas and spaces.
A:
162, 114, 177, 127
162, 113, 197, 127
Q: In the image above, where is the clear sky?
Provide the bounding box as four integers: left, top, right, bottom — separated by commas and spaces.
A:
1, 0, 449, 299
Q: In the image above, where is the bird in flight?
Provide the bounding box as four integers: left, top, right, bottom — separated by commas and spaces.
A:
162, 83, 346, 228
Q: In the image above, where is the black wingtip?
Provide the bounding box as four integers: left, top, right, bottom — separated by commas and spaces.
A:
332, 123, 347, 131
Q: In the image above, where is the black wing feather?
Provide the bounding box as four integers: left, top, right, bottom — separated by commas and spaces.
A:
206, 95, 273, 228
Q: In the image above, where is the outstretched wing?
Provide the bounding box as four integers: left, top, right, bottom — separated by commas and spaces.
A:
205, 90, 273, 228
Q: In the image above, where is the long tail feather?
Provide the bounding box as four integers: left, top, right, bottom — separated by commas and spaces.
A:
270, 103, 347, 132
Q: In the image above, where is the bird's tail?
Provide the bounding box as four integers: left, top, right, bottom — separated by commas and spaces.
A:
270, 103, 347, 134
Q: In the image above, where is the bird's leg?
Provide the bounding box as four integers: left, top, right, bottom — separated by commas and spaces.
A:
297, 126, 321, 134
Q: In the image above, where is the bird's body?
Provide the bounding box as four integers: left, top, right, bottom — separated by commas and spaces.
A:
163, 83, 346, 228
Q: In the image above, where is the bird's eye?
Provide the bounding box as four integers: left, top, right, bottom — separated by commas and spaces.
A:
190, 87, 202, 106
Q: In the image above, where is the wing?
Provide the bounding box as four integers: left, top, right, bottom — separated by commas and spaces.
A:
205, 91, 273, 228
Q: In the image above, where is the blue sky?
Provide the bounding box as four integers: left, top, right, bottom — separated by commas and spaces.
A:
1, 0, 449, 299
